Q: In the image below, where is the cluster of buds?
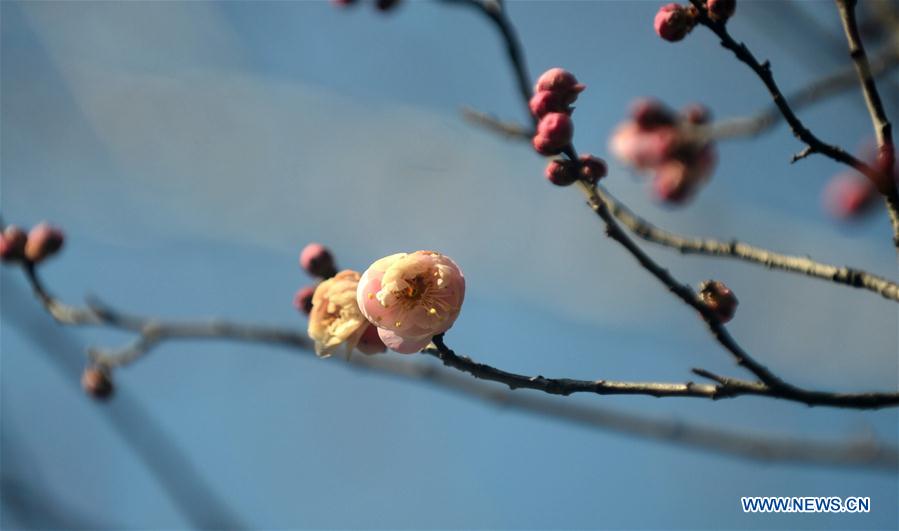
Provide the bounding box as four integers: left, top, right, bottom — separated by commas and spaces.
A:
293, 243, 338, 317
654, 0, 734, 42
609, 99, 717, 204
0, 222, 65, 265
530, 68, 584, 156
544, 154, 607, 187
331, 0, 401, 13
698, 280, 738, 323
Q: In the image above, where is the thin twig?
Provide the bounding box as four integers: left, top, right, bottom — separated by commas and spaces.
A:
428, 335, 899, 409
709, 44, 899, 140
836, 0, 895, 174
597, 187, 899, 302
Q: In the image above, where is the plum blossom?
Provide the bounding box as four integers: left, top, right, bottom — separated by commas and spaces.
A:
357, 251, 465, 354
609, 99, 717, 205
308, 270, 384, 357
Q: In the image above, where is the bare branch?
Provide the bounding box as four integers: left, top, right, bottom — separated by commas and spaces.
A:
688, 0, 899, 246
596, 187, 899, 302
708, 44, 899, 140
835, 0, 895, 175
14, 264, 898, 468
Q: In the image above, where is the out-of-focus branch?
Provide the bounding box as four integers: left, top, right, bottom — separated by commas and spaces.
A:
708, 45, 899, 140
441, 0, 535, 125
14, 266, 898, 468
689, 0, 899, 247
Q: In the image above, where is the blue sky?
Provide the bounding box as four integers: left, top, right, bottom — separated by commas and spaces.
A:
2, 1, 897, 528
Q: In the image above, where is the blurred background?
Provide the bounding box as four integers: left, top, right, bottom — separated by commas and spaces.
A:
1, 0, 897, 528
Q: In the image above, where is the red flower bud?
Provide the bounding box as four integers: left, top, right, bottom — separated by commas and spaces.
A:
356, 324, 387, 355
578, 154, 608, 184
529, 90, 569, 118
532, 113, 573, 155
534, 68, 586, 106
707, 0, 736, 22
293, 285, 316, 315
300, 243, 337, 278
632, 98, 676, 129
24, 222, 64, 263
682, 103, 712, 125
0, 226, 28, 263
81, 366, 114, 400
544, 159, 579, 187
823, 172, 877, 219
654, 3, 696, 42
699, 280, 738, 323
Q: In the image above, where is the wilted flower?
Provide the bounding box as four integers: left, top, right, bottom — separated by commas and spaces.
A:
357, 251, 465, 354
308, 270, 371, 357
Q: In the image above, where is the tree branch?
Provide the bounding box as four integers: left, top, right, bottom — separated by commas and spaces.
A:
836, 0, 895, 176
14, 264, 898, 468
596, 187, 899, 302
688, 0, 899, 247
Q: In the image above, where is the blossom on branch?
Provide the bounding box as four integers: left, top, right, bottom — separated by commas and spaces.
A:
308, 270, 384, 357
357, 251, 465, 354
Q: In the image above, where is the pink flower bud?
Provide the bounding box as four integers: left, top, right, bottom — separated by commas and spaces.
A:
534, 68, 586, 105
707, 0, 736, 22
823, 172, 877, 219
609, 122, 679, 169
578, 154, 608, 184
544, 159, 579, 187
699, 280, 738, 323
331, 0, 357, 6
0, 226, 28, 263
24, 222, 64, 263
652, 160, 693, 204
300, 243, 337, 278
356, 251, 465, 354
81, 366, 114, 400
529, 90, 569, 119
357, 324, 387, 355
632, 98, 676, 129
293, 285, 316, 315
654, 3, 696, 42
532, 113, 573, 155
682, 103, 711, 125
